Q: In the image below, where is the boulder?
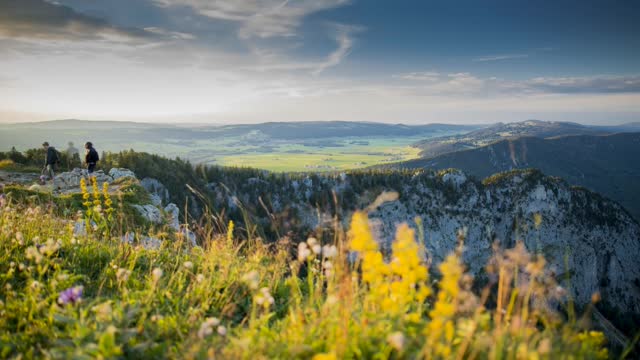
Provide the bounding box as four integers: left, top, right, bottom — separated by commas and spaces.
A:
132, 204, 163, 224
164, 203, 180, 230
178, 227, 197, 247
109, 168, 137, 181
121, 232, 162, 250
140, 178, 170, 206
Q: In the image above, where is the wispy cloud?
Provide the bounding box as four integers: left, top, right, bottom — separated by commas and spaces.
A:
249, 24, 361, 75
472, 53, 529, 62
153, 0, 350, 39
0, 0, 155, 42
394, 71, 441, 82
525, 76, 640, 94
393, 72, 640, 96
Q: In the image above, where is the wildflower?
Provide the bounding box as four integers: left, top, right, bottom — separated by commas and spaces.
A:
58, 286, 83, 305
297, 242, 312, 262
198, 317, 221, 339
30, 281, 41, 290
255, 287, 274, 307
25, 246, 43, 264
116, 268, 131, 282
152, 267, 163, 282
217, 325, 227, 336
227, 220, 234, 243
533, 213, 543, 228
196, 274, 205, 283
241, 270, 259, 290
15, 231, 24, 245
183, 261, 194, 270
387, 332, 405, 351
312, 353, 337, 360
322, 244, 338, 259
307, 237, 322, 255
92, 301, 113, 321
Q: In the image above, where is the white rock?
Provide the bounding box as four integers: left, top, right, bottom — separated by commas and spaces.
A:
164, 203, 180, 231
109, 168, 137, 180
54, 168, 112, 190
140, 178, 170, 206
132, 204, 163, 224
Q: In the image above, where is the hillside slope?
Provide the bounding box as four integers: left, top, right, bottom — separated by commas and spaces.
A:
412, 120, 610, 158
384, 133, 640, 219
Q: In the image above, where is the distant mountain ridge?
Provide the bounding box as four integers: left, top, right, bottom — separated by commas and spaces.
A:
411, 120, 621, 158
384, 132, 640, 220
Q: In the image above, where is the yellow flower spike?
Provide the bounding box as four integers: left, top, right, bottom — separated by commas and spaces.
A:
349, 211, 377, 252
227, 220, 234, 243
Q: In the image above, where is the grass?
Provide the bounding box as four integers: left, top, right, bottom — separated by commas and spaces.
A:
0, 185, 618, 359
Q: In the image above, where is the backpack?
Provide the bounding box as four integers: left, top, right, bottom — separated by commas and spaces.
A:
49, 147, 60, 164
89, 148, 99, 163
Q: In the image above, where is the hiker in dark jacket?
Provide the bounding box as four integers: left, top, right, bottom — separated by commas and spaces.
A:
42, 141, 58, 181
84, 142, 99, 174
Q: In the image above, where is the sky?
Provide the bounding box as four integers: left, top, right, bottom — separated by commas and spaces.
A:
0, 0, 639, 125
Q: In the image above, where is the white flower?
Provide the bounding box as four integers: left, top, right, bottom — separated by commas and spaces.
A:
322, 244, 338, 259
217, 325, 227, 336
196, 274, 205, 283
152, 268, 163, 281
198, 317, 221, 339
241, 270, 259, 290
307, 237, 318, 246
183, 261, 193, 270
116, 268, 131, 282
256, 287, 275, 306
30, 280, 41, 290
387, 332, 405, 351
311, 244, 322, 255
297, 242, 312, 262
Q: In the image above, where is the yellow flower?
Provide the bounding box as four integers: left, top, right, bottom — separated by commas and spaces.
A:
312, 353, 336, 360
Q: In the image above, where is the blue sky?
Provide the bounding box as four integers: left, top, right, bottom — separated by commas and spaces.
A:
0, 0, 638, 124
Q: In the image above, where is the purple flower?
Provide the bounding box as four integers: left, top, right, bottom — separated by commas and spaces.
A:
58, 286, 83, 305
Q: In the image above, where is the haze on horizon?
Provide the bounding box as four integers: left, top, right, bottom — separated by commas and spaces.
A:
1, 0, 639, 125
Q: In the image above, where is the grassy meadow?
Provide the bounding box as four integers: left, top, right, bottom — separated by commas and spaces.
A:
0, 180, 617, 359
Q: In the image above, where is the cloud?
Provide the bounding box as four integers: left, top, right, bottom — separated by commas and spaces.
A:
153, 0, 350, 38
525, 76, 640, 94
394, 72, 441, 82
248, 24, 360, 75
394, 72, 640, 96
473, 53, 529, 62
0, 0, 155, 42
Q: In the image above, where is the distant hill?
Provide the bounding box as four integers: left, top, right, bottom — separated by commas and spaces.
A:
0, 120, 480, 148
196, 121, 480, 139
385, 132, 640, 220
412, 120, 610, 158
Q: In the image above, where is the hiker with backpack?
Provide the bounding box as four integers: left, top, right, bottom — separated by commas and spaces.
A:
84, 142, 99, 175
41, 142, 59, 181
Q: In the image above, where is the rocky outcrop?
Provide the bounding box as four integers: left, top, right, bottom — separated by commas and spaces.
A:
54, 168, 112, 190
164, 203, 180, 230
132, 204, 163, 224
206, 169, 640, 318
109, 168, 137, 181
141, 178, 170, 206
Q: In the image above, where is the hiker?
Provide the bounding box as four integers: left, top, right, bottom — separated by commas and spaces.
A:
42, 142, 59, 181
84, 142, 99, 174
66, 141, 80, 170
